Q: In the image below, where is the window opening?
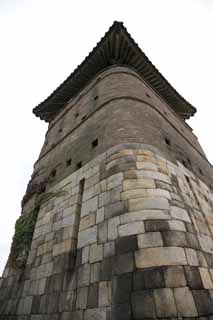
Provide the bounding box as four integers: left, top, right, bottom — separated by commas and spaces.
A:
92, 139, 98, 148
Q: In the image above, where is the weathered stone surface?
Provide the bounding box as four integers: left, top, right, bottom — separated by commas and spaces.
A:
144, 220, 169, 233
121, 188, 170, 200
154, 288, 177, 317
3, 60, 213, 320
107, 173, 123, 190
168, 219, 186, 231
113, 252, 134, 274
115, 235, 137, 254
96, 207, 105, 224
118, 221, 144, 237
98, 221, 108, 244
192, 290, 213, 315
133, 268, 165, 290
128, 197, 170, 211
84, 308, 106, 320
185, 248, 199, 266
123, 178, 155, 191
132, 290, 156, 318
78, 264, 90, 287
164, 266, 187, 287
89, 244, 103, 263
81, 196, 98, 217
137, 232, 163, 248
184, 266, 203, 289
98, 281, 111, 306
174, 287, 198, 317
120, 210, 170, 224
112, 303, 131, 320
90, 262, 100, 283
76, 287, 88, 310
108, 216, 120, 240
161, 230, 187, 247
100, 257, 113, 281
104, 241, 115, 258
199, 267, 213, 289
135, 247, 187, 268
171, 206, 191, 222
87, 283, 98, 308
77, 226, 97, 248
137, 170, 171, 184
113, 273, 132, 304
79, 213, 96, 231
105, 201, 125, 219
82, 246, 89, 264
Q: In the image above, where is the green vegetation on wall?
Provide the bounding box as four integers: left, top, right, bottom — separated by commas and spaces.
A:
9, 206, 40, 269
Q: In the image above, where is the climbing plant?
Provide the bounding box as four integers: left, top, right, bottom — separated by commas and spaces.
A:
9, 190, 67, 269
9, 206, 40, 268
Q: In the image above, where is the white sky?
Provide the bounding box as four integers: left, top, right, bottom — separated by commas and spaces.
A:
0, 0, 213, 275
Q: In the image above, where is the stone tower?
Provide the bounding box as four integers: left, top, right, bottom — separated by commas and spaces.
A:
1, 21, 213, 320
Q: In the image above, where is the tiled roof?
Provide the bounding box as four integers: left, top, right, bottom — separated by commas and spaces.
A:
33, 21, 196, 122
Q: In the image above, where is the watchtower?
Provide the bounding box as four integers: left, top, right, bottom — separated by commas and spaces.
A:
1, 21, 213, 319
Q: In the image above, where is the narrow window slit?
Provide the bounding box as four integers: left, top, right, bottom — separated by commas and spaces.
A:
77, 161, 82, 169
92, 139, 98, 148
66, 159, 72, 167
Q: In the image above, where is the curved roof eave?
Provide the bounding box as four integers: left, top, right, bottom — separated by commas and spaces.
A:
33, 21, 196, 122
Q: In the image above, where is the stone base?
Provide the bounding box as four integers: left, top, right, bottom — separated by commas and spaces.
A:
1, 143, 213, 319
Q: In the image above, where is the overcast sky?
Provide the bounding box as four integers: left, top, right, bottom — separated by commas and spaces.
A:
0, 0, 213, 275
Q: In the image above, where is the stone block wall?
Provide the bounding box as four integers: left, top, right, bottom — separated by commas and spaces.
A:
1, 143, 213, 319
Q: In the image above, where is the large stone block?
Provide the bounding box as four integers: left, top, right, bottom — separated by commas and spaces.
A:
161, 230, 187, 247
98, 281, 111, 307
90, 262, 100, 283
137, 170, 171, 184
115, 235, 137, 254
76, 287, 88, 310
171, 206, 191, 223
84, 308, 106, 320
120, 210, 170, 224
79, 213, 96, 231
113, 273, 132, 304
81, 196, 98, 217
192, 290, 213, 316
89, 244, 103, 263
164, 266, 186, 287
137, 232, 163, 248
108, 216, 120, 240
131, 290, 156, 318
123, 179, 155, 191
133, 268, 165, 290
185, 248, 199, 266
174, 287, 198, 317
128, 197, 169, 211
118, 221, 144, 237
104, 241, 115, 258
154, 288, 177, 317
87, 283, 98, 308
78, 264, 90, 287
184, 266, 203, 289
199, 267, 213, 289
135, 247, 187, 268
77, 226, 97, 248
98, 221, 108, 244
113, 252, 134, 274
